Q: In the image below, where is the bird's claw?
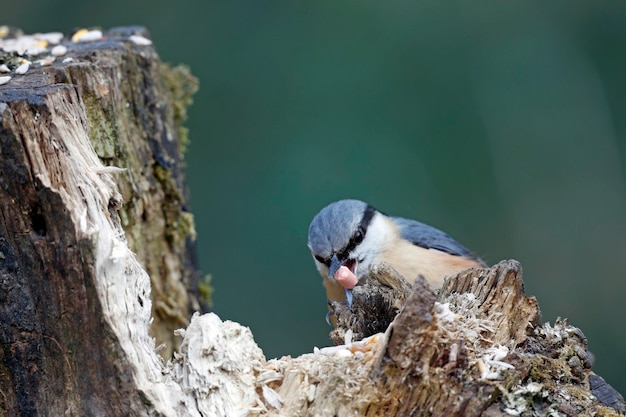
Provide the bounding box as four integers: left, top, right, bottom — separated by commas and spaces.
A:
325, 310, 333, 326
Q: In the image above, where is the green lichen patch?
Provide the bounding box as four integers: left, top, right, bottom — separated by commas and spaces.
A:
153, 164, 196, 246
198, 274, 214, 309
82, 91, 119, 159
160, 63, 199, 154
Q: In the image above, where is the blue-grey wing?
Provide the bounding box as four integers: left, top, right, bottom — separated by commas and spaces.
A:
391, 216, 475, 257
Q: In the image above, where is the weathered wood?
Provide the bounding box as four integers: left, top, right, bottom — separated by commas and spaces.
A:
247, 261, 624, 416
62, 27, 202, 357
1, 26, 624, 417
366, 261, 538, 416
1, 26, 202, 361
0, 26, 201, 416
329, 263, 413, 345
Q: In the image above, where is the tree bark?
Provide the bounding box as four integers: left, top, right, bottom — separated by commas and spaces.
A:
0, 26, 201, 416
1, 26, 624, 417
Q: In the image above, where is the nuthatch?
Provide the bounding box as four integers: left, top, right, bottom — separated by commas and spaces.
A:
307, 199, 485, 307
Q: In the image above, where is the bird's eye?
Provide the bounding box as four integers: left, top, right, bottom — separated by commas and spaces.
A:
314, 254, 330, 266
353, 227, 365, 244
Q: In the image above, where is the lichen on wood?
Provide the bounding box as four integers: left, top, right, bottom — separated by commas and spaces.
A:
61, 26, 204, 357
240, 261, 625, 416
0, 26, 203, 416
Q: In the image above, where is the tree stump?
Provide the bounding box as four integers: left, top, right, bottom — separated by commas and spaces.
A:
1, 26, 624, 417
0, 26, 201, 416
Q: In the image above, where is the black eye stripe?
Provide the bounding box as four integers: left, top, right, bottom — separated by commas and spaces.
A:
339, 205, 376, 259
314, 254, 330, 267
360, 205, 377, 227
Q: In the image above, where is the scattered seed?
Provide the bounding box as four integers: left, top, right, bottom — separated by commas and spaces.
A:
0, 76, 11, 86
62, 57, 74, 64
71, 29, 88, 43
51, 45, 67, 56
25, 46, 48, 55
15, 63, 29, 75
129, 35, 152, 46
72, 29, 103, 43
0, 34, 42, 54
0, 64, 9, 73
36, 58, 54, 67
36, 32, 63, 45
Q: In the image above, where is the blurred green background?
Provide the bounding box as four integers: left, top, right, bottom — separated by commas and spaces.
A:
6, 0, 626, 395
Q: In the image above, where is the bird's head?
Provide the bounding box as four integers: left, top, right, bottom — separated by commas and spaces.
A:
307, 199, 391, 306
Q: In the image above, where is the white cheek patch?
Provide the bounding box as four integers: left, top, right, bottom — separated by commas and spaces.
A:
351, 214, 394, 265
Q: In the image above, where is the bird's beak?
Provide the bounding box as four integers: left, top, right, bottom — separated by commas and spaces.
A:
344, 289, 353, 308
329, 255, 356, 308
329, 255, 342, 281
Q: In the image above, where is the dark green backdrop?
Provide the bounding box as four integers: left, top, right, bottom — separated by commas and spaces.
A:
6, 0, 626, 395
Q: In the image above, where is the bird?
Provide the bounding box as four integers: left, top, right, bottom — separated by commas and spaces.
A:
307, 199, 485, 307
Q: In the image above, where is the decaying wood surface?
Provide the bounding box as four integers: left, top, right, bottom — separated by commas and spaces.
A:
0, 26, 201, 416
245, 261, 625, 417
1, 26, 625, 417
0, 26, 203, 362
